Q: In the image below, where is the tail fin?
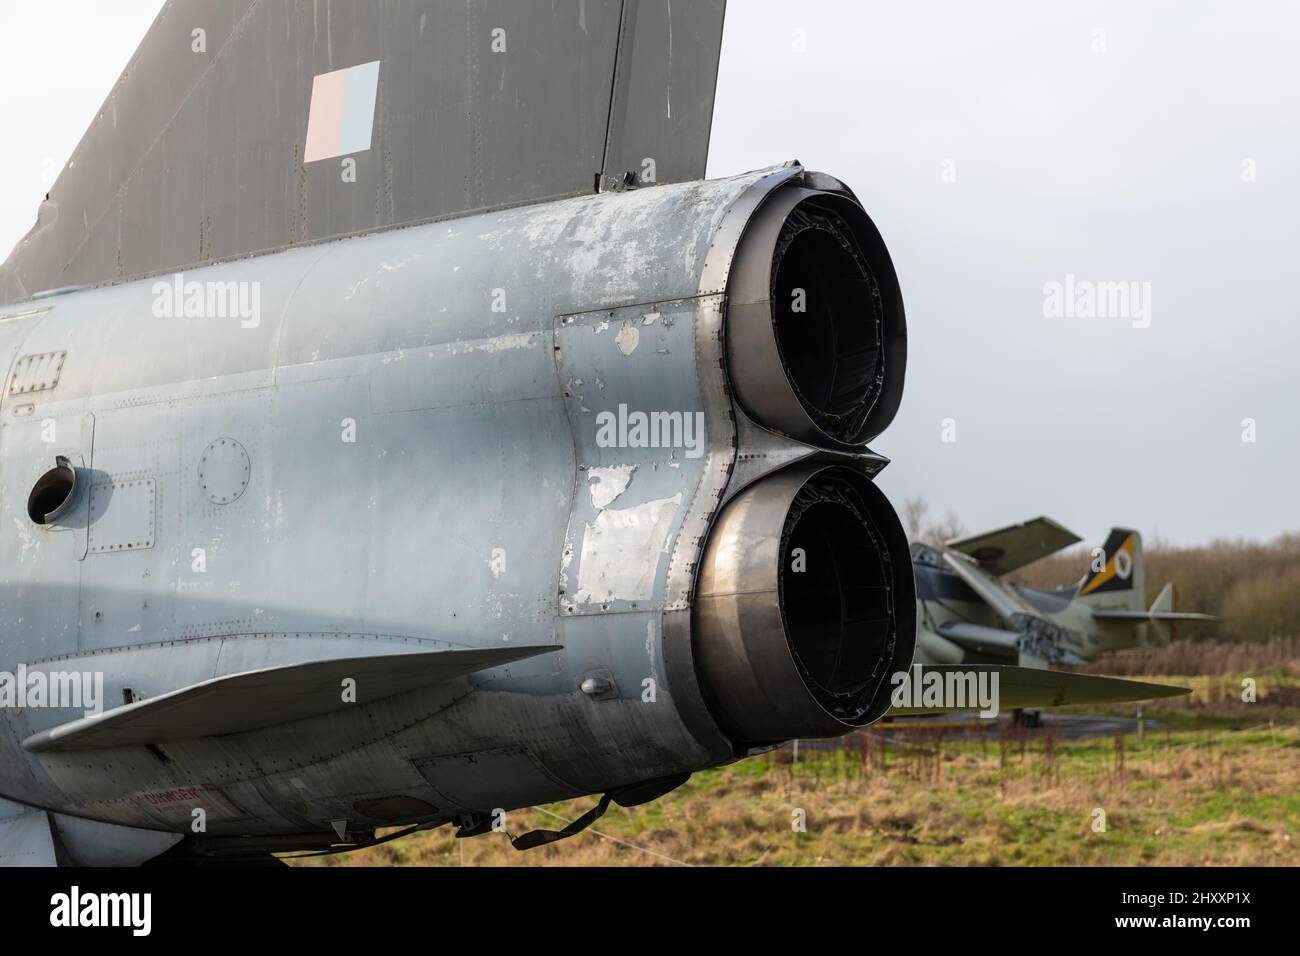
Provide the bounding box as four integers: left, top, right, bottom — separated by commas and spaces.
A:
1075, 528, 1144, 612
1090, 581, 1217, 644
1148, 582, 1176, 644
1, 0, 729, 304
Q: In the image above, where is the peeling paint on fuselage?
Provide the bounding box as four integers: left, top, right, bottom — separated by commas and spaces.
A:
614, 321, 640, 356
573, 494, 683, 605
586, 465, 636, 509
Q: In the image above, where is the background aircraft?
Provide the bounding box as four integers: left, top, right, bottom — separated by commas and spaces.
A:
912, 518, 1215, 669
0, 0, 1184, 866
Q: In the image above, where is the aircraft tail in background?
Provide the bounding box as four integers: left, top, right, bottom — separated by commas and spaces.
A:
1082, 531, 1218, 642
1075, 528, 1145, 612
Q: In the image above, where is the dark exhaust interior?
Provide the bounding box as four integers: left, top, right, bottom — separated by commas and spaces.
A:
780, 474, 895, 723
771, 206, 885, 445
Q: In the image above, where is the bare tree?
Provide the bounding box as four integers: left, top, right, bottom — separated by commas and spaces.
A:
924, 509, 968, 547
902, 496, 929, 542
903, 497, 968, 547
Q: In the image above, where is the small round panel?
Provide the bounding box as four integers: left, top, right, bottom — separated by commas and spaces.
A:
199, 438, 251, 505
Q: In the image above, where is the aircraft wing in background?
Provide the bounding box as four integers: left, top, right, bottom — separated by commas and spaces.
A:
946, 516, 1082, 576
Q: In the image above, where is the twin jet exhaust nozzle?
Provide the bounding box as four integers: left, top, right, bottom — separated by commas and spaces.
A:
692, 180, 916, 748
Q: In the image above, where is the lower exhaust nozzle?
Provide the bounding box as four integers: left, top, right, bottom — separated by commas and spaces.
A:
692, 465, 916, 746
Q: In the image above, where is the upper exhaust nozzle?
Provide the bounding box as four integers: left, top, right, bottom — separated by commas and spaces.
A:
725, 184, 906, 449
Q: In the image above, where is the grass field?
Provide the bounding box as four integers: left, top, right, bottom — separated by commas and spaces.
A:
292, 664, 1300, 867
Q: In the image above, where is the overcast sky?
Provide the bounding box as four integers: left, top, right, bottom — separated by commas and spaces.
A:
1, 1, 1295, 546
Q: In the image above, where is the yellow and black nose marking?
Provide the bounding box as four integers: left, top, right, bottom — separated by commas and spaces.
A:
1080, 530, 1136, 595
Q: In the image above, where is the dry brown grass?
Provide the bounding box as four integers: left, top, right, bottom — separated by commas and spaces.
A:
291, 721, 1300, 868
1083, 636, 1300, 677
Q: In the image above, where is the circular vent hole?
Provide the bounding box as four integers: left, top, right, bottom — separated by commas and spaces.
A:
28, 461, 77, 524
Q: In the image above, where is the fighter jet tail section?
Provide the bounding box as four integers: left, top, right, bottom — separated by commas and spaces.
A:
22, 644, 561, 753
